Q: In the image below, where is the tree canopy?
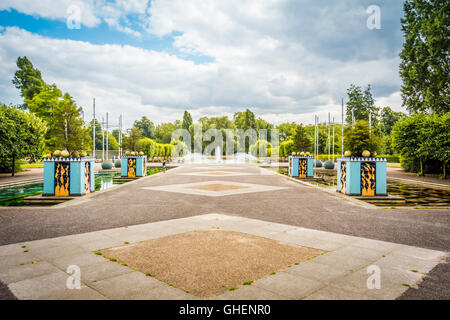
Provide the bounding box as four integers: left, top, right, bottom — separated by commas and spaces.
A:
400, 0, 449, 114
0, 104, 47, 175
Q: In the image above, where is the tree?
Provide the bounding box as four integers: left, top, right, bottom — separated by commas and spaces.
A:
0, 104, 47, 176
392, 113, 450, 177
344, 120, 381, 157
122, 127, 143, 151
292, 124, 312, 153
233, 109, 256, 131
276, 122, 297, 141
25, 83, 62, 120
12, 56, 44, 105
399, 0, 449, 114
46, 94, 91, 153
345, 84, 379, 124
379, 106, 406, 135
182, 111, 193, 130
16, 57, 90, 153
134, 116, 155, 139
155, 121, 181, 144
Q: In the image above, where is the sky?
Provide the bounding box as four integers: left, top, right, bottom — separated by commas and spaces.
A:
0, 0, 407, 128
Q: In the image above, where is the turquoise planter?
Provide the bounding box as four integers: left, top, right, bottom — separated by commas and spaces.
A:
337, 157, 387, 196
288, 156, 314, 178
43, 157, 95, 197
121, 156, 147, 177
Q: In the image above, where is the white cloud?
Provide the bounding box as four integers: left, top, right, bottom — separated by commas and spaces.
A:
0, 0, 150, 36
0, 1, 406, 127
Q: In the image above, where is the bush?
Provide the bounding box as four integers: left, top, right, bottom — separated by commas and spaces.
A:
315, 160, 323, 167
101, 161, 113, 170
344, 120, 381, 157
377, 154, 400, 163
324, 160, 335, 170
0, 158, 24, 174
114, 159, 121, 168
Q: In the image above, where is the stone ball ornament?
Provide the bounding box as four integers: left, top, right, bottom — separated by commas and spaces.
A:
53, 150, 61, 157
344, 151, 352, 157
61, 149, 70, 157
324, 160, 335, 170
362, 150, 371, 158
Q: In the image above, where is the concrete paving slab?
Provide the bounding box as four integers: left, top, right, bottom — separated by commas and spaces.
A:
50, 252, 107, 270
7, 271, 69, 299
90, 271, 165, 299
350, 238, 403, 253
329, 269, 415, 300
284, 261, 351, 283
38, 285, 107, 300
0, 261, 60, 285
331, 245, 387, 262
252, 272, 324, 299
135, 283, 199, 300
0, 252, 40, 270
375, 253, 442, 274
391, 245, 447, 261
79, 261, 134, 283
304, 285, 376, 300
309, 251, 373, 271
0, 244, 26, 257
214, 285, 291, 300
30, 245, 86, 261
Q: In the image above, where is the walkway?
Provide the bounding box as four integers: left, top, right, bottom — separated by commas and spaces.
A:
0, 163, 448, 299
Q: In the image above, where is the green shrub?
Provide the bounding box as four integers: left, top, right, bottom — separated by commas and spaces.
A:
377, 154, 400, 163
0, 158, 25, 174
324, 160, 335, 169
101, 161, 113, 170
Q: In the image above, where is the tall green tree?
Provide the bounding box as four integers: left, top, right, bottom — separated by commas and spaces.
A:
0, 104, 47, 176
345, 84, 379, 124
12, 56, 44, 106
276, 122, 297, 142
392, 113, 449, 177
344, 120, 381, 157
233, 109, 256, 131
292, 124, 312, 153
155, 121, 181, 144
46, 94, 91, 153
122, 127, 143, 151
379, 106, 406, 135
134, 116, 155, 139
182, 110, 193, 130
14, 57, 90, 154
400, 0, 449, 114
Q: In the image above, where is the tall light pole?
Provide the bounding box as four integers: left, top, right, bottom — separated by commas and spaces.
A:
93, 98, 96, 159
332, 117, 335, 162
106, 112, 109, 160
341, 98, 344, 157
102, 117, 105, 161
328, 112, 331, 161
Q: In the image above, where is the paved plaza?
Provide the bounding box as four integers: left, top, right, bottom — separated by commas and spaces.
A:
0, 163, 449, 299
